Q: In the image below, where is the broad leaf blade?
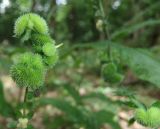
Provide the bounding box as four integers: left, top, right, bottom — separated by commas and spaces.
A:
73, 41, 160, 87
38, 98, 86, 123
111, 19, 160, 39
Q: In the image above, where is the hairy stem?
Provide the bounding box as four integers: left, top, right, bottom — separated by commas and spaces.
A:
23, 87, 28, 117
99, 0, 112, 61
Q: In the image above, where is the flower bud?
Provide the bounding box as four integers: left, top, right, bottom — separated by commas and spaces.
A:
96, 19, 103, 32
17, 118, 28, 129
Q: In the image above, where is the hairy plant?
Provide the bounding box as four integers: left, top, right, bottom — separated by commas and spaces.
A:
135, 107, 160, 128
94, 0, 160, 128
101, 62, 124, 83
14, 13, 48, 37
10, 52, 45, 89
10, 12, 59, 129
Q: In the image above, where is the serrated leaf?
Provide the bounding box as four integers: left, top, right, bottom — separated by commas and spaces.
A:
115, 45, 160, 88
111, 19, 160, 39
73, 41, 160, 87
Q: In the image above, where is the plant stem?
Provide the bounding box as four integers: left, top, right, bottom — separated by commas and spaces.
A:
99, 0, 112, 61
23, 87, 28, 117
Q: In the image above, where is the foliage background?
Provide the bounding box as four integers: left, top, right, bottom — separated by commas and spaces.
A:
0, 0, 160, 129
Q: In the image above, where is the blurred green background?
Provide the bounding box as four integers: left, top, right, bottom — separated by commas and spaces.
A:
0, 0, 160, 129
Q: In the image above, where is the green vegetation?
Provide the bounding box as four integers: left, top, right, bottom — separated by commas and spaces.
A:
0, 0, 160, 129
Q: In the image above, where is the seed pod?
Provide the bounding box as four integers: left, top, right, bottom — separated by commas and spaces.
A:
43, 51, 59, 68
111, 73, 124, 83
102, 62, 117, 76
147, 107, 160, 128
10, 52, 45, 89
30, 13, 48, 34
42, 43, 56, 56
135, 107, 160, 128
31, 34, 55, 52
14, 13, 48, 37
135, 108, 148, 126
14, 14, 28, 37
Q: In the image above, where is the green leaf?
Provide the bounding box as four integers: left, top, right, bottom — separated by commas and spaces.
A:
82, 92, 113, 103
44, 116, 71, 129
82, 92, 120, 113
151, 101, 160, 108
7, 121, 17, 128
111, 19, 160, 39
114, 87, 135, 98
27, 124, 35, 129
73, 41, 160, 87
128, 1, 160, 24
38, 98, 121, 129
90, 110, 121, 129
128, 117, 136, 126
115, 45, 160, 87
63, 84, 82, 104
38, 98, 86, 123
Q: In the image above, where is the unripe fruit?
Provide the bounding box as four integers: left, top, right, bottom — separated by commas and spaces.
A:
147, 107, 160, 127
111, 73, 124, 83
135, 107, 160, 128
14, 13, 48, 37
12, 13, 59, 92
135, 108, 148, 126
14, 15, 28, 37
43, 51, 59, 68
102, 62, 117, 76
30, 13, 48, 34
42, 43, 56, 56
10, 52, 45, 89
32, 34, 55, 52
102, 62, 122, 83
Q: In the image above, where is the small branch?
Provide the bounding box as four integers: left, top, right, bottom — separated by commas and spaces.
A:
55, 43, 63, 48
23, 87, 28, 117
18, 88, 23, 103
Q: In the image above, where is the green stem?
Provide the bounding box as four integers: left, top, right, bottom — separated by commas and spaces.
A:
130, 98, 146, 110
23, 87, 28, 117
98, 0, 112, 61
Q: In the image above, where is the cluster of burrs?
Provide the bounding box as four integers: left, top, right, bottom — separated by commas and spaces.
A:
10, 13, 59, 90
